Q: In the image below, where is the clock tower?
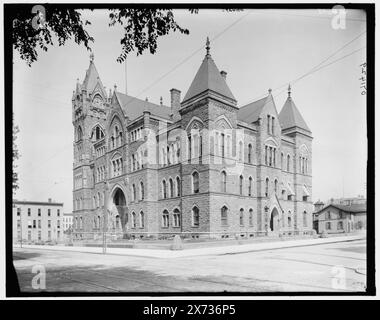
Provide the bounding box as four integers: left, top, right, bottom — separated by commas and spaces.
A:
72, 53, 108, 233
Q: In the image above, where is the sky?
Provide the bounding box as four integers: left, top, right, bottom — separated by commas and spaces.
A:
13, 8, 367, 213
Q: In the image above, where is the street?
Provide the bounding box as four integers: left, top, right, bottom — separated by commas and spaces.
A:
13, 239, 366, 293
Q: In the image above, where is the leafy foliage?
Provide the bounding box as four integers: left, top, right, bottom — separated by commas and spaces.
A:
109, 8, 190, 63
12, 5, 93, 66
12, 7, 242, 65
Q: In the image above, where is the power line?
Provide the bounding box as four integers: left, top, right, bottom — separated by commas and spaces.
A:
122, 11, 252, 105
242, 45, 365, 121
240, 30, 366, 108
291, 46, 365, 86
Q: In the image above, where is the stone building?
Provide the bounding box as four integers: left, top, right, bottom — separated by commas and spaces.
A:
13, 199, 64, 243
72, 40, 313, 238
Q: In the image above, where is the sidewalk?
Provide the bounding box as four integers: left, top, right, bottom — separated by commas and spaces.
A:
13, 234, 365, 259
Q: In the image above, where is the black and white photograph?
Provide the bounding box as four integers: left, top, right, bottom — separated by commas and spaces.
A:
2, 1, 376, 304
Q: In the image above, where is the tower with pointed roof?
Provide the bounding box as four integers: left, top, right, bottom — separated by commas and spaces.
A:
71, 39, 313, 239
72, 53, 109, 232
278, 84, 313, 229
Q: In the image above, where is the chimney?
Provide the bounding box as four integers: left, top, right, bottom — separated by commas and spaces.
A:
220, 71, 227, 80
48, 198, 52, 203
170, 88, 181, 122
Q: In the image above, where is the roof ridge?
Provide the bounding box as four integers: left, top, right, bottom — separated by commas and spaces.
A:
278, 96, 311, 132
239, 95, 268, 109
115, 91, 170, 108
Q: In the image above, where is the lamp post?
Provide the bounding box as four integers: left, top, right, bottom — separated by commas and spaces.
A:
103, 179, 110, 254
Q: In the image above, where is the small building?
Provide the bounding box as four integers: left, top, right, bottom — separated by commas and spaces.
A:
63, 213, 73, 232
313, 203, 366, 234
13, 199, 64, 243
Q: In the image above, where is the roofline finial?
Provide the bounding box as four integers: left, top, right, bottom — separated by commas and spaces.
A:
206, 36, 210, 57
288, 83, 291, 98
90, 51, 94, 63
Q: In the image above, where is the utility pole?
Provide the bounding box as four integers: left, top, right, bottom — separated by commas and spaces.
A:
20, 207, 22, 248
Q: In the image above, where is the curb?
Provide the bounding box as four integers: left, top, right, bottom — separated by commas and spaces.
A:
13, 235, 366, 259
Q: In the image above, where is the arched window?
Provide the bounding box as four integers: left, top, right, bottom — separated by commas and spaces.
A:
240, 208, 244, 226
132, 184, 136, 202
248, 144, 253, 164
288, 212, 292, 228
281, 152, 284, 170
162, 210, 169, 228
248, 177, 253, 197
239, 175, 243, 195
97, 216, 101, 230
287, 154, 291, 172
139, 211, 144, 228
140, 181, 144, 200
192, 171, 199, 194
303, 211, 307, 227
265, 178, 269, 197
162, 180, 167, 199
176, 176, 181, 197
274, 179, 278, 195
173, 208, 181, 227
77, 126, 83, 141
221, 171, 227, 193
79, 217, 83, 229
115, 215, 120, 229
169, 178, 174, 198
249, 208, 254, 226
221, 206, 228, 226
93, 196, 96, 209
192, 207, 200, 227
131, 212, 136, 228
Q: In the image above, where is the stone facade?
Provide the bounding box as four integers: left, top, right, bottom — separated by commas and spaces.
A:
72, 43, 314, 238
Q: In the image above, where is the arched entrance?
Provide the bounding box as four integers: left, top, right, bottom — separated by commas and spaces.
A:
112, 187, 128, 235
270, 207, 279, 232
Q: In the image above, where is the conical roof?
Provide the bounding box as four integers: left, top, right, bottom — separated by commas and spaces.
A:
279, 96, 311, 132
82, 55, 105, 94
182, 40, 236, 103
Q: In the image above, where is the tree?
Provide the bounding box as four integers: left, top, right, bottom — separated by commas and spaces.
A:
12, 6, 191, 66
13, 115, 20, 194
12, 6, 241, 66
